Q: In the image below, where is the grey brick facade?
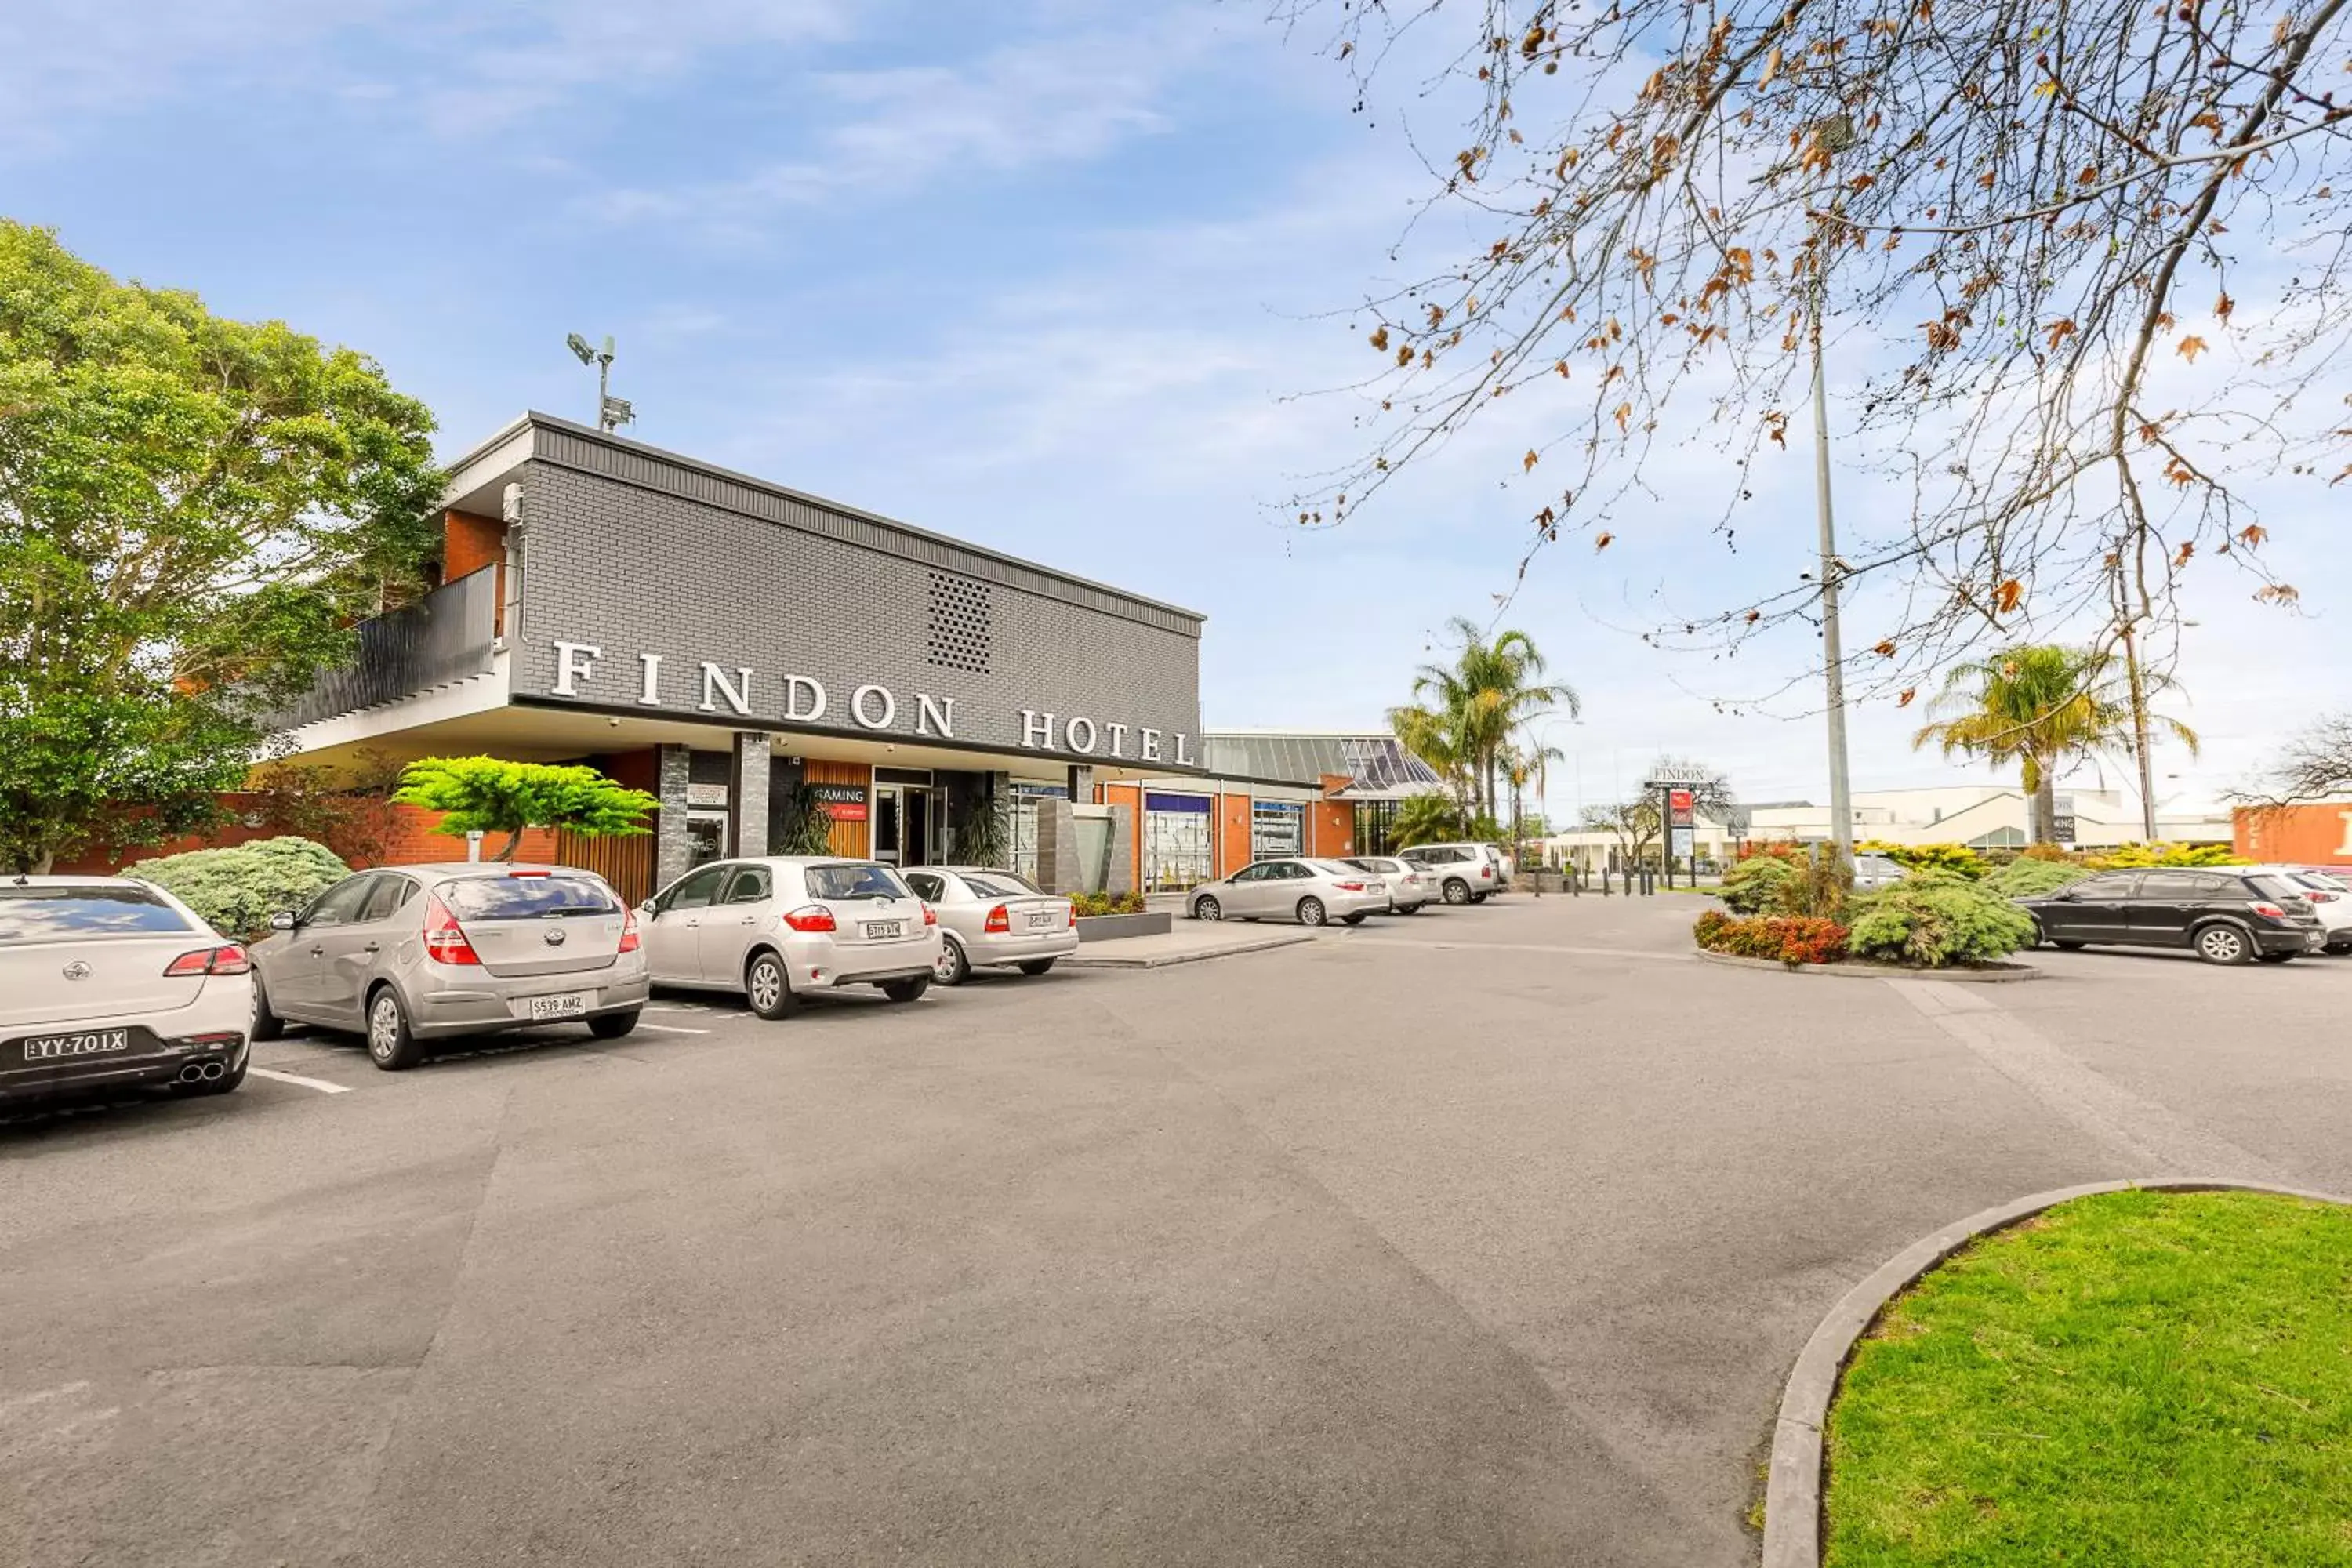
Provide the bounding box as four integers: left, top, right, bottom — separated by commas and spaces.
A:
500, 419, 1203, 771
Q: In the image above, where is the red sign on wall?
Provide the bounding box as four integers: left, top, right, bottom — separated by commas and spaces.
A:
1668, 788, 1695, 826
824, 803, 869, 822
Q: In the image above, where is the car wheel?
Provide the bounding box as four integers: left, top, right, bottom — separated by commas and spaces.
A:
745, 950, 798, 1020
934, 936, 971, 986
1443, 879, 1472, 906
2194, 924, 2253, 965
1341, 913, 1367, 926
1193, 895, 1222, 922
250, 975, 285, 1042
365, 986, 425, 1071
1016, 958, 1057, 976
2327, 939, 2352, 955
882, 976, 931, 1003
588, 1009, 640, 1040
1297, 897, 1327, 927
2256, 952, 2296, 964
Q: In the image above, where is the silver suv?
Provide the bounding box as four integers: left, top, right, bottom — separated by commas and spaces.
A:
1396, 842, 1507, 904
637, 858, 941, 1019
249, 863, 648, 1071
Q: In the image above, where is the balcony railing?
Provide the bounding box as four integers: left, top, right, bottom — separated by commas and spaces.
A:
262, 566, 499, 731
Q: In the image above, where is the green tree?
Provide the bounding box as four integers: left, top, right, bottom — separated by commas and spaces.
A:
1388, 792, 1465, 849
0, 222, 441, 872
1911, 646, 2198, 845
1404, 618, 1578, 819
391, 757, 659, 862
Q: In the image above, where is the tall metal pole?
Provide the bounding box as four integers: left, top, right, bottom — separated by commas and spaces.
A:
597, 355, 612, 432
1811, 273, 1853, 859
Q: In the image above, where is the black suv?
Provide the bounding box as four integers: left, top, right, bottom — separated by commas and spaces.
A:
2014, 869, 2326, 964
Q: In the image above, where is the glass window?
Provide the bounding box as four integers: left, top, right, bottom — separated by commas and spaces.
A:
303, 875, 379, 927
2138, 872, 2223, 899
2071, 873, 2141, 899
1229, 865, 1270, 884
1251, 800, 1305, 860
0, 886, 196, 942
439, 873, 618, 920
904, 872, 946, 902
2249, 874, 2309, 902
359, 875, 416, 924
1143, 796, 1214, 891
662, 865, 729, 912
804, 862, 910, 901
960, 872, 1040, 898
720, 866, 772, 905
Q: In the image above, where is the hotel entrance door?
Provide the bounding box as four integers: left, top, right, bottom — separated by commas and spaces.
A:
872, 784, 932, 866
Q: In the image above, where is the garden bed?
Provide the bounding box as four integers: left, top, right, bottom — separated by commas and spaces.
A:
1075, 911, 1171, 942
1693, 949, 2040, 982
1814, 1188, 2352, 1566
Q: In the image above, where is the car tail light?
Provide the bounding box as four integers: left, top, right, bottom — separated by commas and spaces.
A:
423, 895, 482, 964
782, 905, 837, 933
617, 907, 641, 953
1333, 881, 1367, 892
984, 904, 1011, 934
163, 944, 250, 977
510, 869, 550, 878
2307, 890, 2339, 903
923, 905, 938, 927
2248, 902, 2287, 920
1480, 865, 1494, 878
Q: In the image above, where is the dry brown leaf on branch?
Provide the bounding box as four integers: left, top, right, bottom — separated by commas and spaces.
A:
2216, 293, 2234, 323
2239, 524, 2267, 546
1594, 532, 1613, 550
1897, 688, 1918, 708
2177, 334, 2208, 361
2173, 541, 2194, 568
1523, 449, 1540, 472
1613, 402, 1632, 431
1873, 640, 1896, 657
1370, 326, 1390, 351
1994, 578, 2024, 613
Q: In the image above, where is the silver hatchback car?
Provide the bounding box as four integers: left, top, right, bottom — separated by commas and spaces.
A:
902, 866, 1077, 985
637, 857, 941, 1018
1342, 855, 1433, 914
1187, 858, 1388, 927
249, 863, 650, 1071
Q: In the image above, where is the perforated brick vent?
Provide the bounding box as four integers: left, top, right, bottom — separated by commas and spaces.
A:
926, 571, 993, 674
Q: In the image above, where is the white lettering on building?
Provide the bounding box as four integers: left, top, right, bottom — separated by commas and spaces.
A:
1174, 732, 1193, 767
637, 653, 662, 706
1065, 717, 1098, 754
699, 663, 754, 717
551, 641, 601, 697
851, 684, 897, 730
916, 694, 955, 738
1022, 710, 1056, 748
784, 676, 827, 723
1139, 728, 1161, 763
1104, 722, 1127, 759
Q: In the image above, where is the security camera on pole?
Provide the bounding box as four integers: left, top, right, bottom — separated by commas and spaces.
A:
565, 332, 634, 434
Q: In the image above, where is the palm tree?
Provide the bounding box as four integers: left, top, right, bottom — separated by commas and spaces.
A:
1389, 791, 1465, 849
1410, 618, 1580, 819
1387, 702, 1477, 821
1912, 645, 2198, 843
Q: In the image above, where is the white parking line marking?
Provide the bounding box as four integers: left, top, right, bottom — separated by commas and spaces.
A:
247, 1066, 353, 1095
633, 1023, 710, 1036
644, 1004, 725, 1015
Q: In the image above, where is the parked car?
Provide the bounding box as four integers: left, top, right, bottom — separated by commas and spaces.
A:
1396, 843, 1506, 904
1342, 855, 1433, 914
637, 857, 938, 1018
902, 866, 1077, 984
2245, 865, 2352, 954
2, 876, 253, 1105
1189, 858, 1389, 926
1851, 852, 1907, 891
2012, 868, 2326, 964
250, 863, 648, 1069
1481, 842, 1517, 884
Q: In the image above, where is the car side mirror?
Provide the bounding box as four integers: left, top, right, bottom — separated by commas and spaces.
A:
270, 910, 298, 931
637, 902, 658, 920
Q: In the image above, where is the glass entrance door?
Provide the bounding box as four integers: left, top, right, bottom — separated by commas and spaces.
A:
872, 786, 931, 865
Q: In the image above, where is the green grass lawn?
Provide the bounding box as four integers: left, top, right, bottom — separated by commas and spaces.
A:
1823, 1189, 2352, 1566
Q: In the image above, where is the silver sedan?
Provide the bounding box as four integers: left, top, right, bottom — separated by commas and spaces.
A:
1187, 858, 1388, 927
1343, 855, 1433, 913
902, 867, 1078, 985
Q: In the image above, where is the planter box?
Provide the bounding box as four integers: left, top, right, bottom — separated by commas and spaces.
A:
1075, 911, 1171, 942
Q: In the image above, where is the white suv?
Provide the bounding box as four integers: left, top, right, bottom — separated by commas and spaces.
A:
1396, 843, 1508, 904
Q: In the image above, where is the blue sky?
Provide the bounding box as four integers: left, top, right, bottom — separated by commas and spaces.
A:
10, 0, 2343, 821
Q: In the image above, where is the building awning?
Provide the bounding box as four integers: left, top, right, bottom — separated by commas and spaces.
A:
1197, 732, 1446, 800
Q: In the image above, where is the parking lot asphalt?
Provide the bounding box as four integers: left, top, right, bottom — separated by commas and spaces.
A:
5, 895, 2349, 1567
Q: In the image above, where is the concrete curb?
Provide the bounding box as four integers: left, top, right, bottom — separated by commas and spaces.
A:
1060, 931, 1316, 970
1762, 1177, 2352, 1568
1693, 949, 2042, 983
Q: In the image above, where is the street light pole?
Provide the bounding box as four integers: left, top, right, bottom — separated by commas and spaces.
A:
1809, 118, 1857, 861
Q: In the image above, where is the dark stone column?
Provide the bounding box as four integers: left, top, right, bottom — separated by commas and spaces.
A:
655, 744, 693, 892
728, 732, 770, 857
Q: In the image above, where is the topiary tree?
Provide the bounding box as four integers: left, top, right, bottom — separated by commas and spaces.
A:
1719, 854, 1799, 913
390, 757, 658, 862
1858, 840, 1989, 880
1982, 857, 2095, 898
122, 836, 350, 939
2087, 841, 2247, 869
1847, 881, 2038, 969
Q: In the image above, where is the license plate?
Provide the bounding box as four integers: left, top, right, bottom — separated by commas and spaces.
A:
864, 920, 906, 940
2307, 933, 2326, 952
1025, 911, 1059, 929
527, 992, 590, 1022
20, 1028, 132, 1062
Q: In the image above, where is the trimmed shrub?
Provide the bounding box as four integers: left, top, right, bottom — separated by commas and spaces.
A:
1694, 909, 1851, 964
1859, 840, 1989, 880
2086, 840, 2247, 869
1070, 890, 1147, 917
123, 836, 350, 938
1846, 879, 2037, 968
1982, 856, 2094, 898
1720, 854, 1801, 913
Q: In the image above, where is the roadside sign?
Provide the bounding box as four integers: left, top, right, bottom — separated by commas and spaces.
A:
1668, 788, 1695, 827
1669, 826, 1695, 859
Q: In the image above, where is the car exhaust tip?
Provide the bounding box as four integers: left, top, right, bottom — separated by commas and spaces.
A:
178, 1064, 207, 1083
202, 1062, 226, 1080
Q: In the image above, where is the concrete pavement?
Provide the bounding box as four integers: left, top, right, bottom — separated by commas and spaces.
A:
5, 895, 2347, 1566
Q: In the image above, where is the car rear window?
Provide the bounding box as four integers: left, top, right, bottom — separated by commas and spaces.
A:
960, 873, 1040, 898
0, 886, 196, 942
2247, 874, 2310, 902
805, 863, 911, 901
437, 873, 618, 920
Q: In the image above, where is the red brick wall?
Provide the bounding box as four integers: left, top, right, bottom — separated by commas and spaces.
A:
1103, 785, 1143, 886
1215, 792, 1251, 877
61, 800, 564, 876
1308, 776, 1354, 858
2236, 803, 2352, 865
